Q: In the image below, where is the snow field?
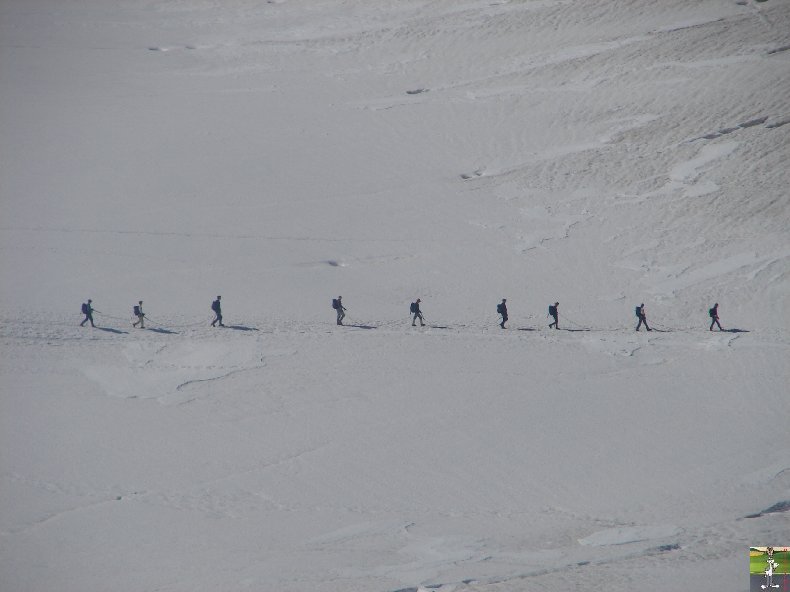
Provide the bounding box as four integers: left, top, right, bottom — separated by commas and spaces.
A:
1, 0, 789, 591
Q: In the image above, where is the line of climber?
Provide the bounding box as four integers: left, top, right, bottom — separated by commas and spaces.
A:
79, 296, 727, 333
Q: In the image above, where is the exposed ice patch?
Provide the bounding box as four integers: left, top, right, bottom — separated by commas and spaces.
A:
460, 169, 485, 180
654, 17, 726, 34
306, 520, 412, 545
766, 117, 790, 129
691, 116, 772, 141
578, 524, 681, 546
745, 500, 790, 519
761, 501, 790, 514
148, 45, 200, 52
651, 543, 681, 552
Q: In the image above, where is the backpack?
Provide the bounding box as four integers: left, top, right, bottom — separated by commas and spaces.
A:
496, 303, 504, 315
81, 303, 88, 315
548, 305, 556, 316
211, 300, 220, 312
332, 299, 339, 310
709, 307, 715, 318
635, 306, 641, 317
410, 302, 418, 314
133, 305, 141, 316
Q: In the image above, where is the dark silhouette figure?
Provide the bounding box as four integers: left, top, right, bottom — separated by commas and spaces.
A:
80, 299, 95, 327
635, 303, 651, 331
132, 300, 145, 328
410, 298, 425, 326
333, 296, 346, 325
211, 295, 224, 327
709, 303, 722, 331
497, 298, 508, 329
548, 302, 559, 329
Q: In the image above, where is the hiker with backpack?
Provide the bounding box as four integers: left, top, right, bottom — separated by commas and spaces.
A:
211, 295, 224, 327
548, 302, 559, 329
80, 299, 96, 327
497, 298, 508, 329
132, 301, 145, 328
635, 303, 651, 331
709, 303, 722, 331
410, 298, 425, 326
332, 296, 346, 325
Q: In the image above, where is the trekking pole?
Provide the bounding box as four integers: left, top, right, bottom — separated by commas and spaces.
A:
140, 315, 163, 328
346, 312, 374, 327
129, 314, 207, 329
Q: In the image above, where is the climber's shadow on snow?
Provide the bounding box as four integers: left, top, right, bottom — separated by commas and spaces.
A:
721, 328, 750, 333
226, 325, 259, 332
148, 327, 178, 335
348, 324, 377, 329
97, 327, 127, 335
562, 328, 592, 332
517, 327, 538, 332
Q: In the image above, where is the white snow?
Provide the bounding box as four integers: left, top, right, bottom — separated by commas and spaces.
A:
1, 1, 789, 591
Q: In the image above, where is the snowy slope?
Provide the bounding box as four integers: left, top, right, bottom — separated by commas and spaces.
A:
1, 1, 789, 591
